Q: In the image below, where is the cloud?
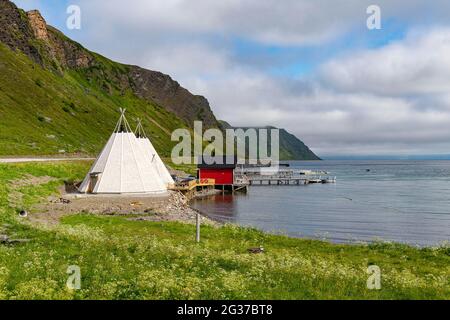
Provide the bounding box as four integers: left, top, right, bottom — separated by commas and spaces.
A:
321, 28, 450, 97
187, 28, 450, 156
77, 0, 450, 46
80, 0, 353, 46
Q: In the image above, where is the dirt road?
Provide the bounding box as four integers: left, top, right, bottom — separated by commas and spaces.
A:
0, 158, 94, 163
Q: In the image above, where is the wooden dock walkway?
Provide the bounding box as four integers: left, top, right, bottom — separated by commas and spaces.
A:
169, 178, 216, 191
169, 169, 336, 196
247, 177, 336, 185
234, 168, 336, 186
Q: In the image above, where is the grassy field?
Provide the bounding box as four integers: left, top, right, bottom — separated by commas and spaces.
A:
0, 161, 449, 299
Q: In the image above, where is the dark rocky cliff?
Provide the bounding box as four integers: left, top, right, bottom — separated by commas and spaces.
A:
129, 66, 218, 128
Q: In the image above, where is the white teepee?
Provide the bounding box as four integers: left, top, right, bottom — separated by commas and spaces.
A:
135, 119, 174, 186
79, 109, 167, 194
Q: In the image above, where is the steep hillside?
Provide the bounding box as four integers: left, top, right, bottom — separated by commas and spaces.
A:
0, 42, 186, 156
0, 0, 219, 156
219, 121, 320, 160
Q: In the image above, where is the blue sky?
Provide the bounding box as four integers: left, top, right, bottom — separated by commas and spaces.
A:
11, 0, 450, 156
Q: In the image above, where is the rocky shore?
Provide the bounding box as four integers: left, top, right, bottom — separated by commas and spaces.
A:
30, 190, 214, 226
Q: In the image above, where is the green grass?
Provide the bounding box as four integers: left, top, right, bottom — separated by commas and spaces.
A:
0, 43, 188, 157
0, 162, 449, 299
163, 158, 197, 176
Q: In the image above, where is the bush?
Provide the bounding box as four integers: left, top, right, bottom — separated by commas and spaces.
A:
34, 78, 43, 87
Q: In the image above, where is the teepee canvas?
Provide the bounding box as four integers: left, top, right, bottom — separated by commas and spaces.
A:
79, 109, 167, 194
135, 119, 174, 186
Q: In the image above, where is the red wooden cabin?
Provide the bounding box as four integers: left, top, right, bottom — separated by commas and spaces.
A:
197, 156, 237, 186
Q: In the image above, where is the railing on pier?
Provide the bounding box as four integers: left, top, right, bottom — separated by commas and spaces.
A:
235, 167, 329, 176
234, 168, 336, 186
234, 176, 250, 186
169, 178, 216, 191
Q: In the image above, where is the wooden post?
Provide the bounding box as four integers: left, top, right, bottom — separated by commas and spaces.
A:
196, 213, 200, 243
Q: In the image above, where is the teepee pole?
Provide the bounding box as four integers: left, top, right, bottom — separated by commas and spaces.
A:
114, 108, 133, 133
123, 113, 133, 133
134, 118, 140, 136
114, 108, 128, 133
134, 118, 147, 138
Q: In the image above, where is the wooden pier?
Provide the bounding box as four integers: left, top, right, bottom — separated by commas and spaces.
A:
171, 167, 335, 199
169, 178, 218, 200
246, 177, 336, 185
234, 168, 336, 187
169, 178, 216, 191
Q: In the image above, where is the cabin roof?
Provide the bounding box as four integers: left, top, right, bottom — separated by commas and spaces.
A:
197, 156, 237, 169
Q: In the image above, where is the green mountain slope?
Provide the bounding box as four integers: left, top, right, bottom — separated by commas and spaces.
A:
0, 43, 187, 156
219, 121, 320, 160
0, 0, 218, 156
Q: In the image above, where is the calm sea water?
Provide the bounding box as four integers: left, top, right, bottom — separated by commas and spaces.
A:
191, 160, 450, 246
